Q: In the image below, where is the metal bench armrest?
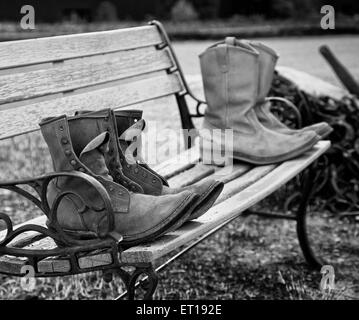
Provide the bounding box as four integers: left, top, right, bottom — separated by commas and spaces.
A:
0, 171, 121, 252
266, 96, 303, 128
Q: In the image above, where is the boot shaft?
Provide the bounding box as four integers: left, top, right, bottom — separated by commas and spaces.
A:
246, 41, 279, 102
40, 110, 116, 173
40, 115, 85, 174
199, 38, 260, 130
70, 109, 164, 195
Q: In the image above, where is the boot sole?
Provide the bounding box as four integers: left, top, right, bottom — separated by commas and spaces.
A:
201, 135, 320, 165
280, 125, 333, 139
121, 193, 199, 248
187, 181, 224, 220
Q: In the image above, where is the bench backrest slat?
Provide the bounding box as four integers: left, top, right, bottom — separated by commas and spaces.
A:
0, 73, 182, 140
0, 48, 173, 106
0, 26, 162, 70
0, 25, 186, 141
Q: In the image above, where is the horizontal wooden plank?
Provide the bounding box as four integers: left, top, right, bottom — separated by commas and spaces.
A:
167, 164, 215, 188
0, 26, 162, 70
154, 145, 201, 179
0, 47, 173, 106
121, 141, 330, 263
205, 162, 252, 184
0, 73, 182, 140
0, 255, 28, 275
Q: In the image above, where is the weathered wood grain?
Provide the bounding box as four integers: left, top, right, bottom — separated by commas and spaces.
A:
0, 47, 173, 105
120, 141, 330, 263
205, 162, 252, 184
167, 163, 215, 188
154, 145, 201, 179
0, 73, 182, 140
0, 26, 162, 70
0, 255, 28, 275
78, 252, 113, 269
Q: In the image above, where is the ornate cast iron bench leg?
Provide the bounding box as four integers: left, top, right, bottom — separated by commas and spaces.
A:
113, 264, 159, 300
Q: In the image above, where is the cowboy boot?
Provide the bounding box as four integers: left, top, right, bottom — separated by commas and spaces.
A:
233, 38, 332, 138
39, 114, 199, 247
75, 109, 224, 220
199, 39, 320, 165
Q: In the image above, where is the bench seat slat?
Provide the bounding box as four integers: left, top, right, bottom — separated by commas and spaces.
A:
0, 47, 173, 106
167, 164, 216, 187
0, 26, 162, 70
0, 73, 182, 140
154, 146, 201, 179
121, 141, 330, 263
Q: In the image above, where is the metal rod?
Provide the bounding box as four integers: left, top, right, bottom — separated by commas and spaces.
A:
244, 210, 297, 220
149, 20, 206, 105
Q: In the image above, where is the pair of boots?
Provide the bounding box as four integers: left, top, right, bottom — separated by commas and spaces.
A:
39, 109, 224, 247
199, 37, 332, 165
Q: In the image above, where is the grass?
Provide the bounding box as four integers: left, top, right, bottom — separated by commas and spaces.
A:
0, 36, 359, 300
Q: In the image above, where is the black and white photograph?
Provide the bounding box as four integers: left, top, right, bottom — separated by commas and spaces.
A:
0, 0, 358, 306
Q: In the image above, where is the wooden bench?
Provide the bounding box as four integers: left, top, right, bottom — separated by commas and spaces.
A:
0, 21, 330, 300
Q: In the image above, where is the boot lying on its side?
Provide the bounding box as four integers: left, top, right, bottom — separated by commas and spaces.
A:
39, 114, 199, 246
75, 109, 224, 221
199, 38, 321, 165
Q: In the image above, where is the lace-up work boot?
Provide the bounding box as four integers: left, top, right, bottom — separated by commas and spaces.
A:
75, 109, 224, 220
230, 38, 332, 138
199, 38, 320, 165
40, 113, 199, 246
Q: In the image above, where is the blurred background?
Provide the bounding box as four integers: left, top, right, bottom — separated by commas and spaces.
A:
0, 0, 358, 24
0, 0, 358, 40
0, 0, 358, 83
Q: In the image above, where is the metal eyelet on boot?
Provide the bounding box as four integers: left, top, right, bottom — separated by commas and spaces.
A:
65, 150, 71, 156
70, 160, 77, 166
61, 137, 68, 145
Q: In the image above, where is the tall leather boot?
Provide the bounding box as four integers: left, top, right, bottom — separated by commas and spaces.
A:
75, 109, 224, 220
199, 39, 320, 165
39, 113, 199, 247
235, 38, 332, 138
